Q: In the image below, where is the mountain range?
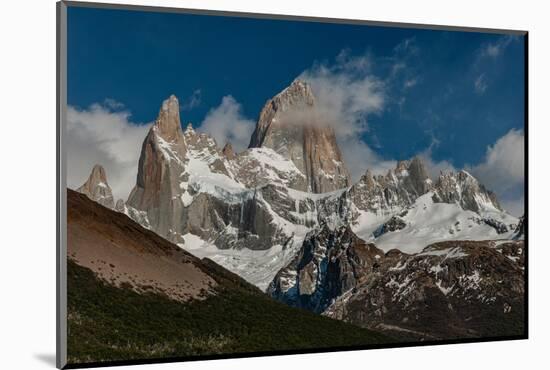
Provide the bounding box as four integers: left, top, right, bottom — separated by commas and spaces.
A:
73, 79, 525, 342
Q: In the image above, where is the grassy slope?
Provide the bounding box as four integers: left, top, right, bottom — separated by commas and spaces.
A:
67, 259, 391, 365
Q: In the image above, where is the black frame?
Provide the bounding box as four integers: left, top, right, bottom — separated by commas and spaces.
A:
56, 1, 529, 368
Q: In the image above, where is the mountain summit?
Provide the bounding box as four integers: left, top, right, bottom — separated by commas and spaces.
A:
76, 164, 114, 209
249, 80, 351, 193
126, 95, 188, 240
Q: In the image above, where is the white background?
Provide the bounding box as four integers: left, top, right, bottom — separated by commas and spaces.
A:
0, 0, 546, 368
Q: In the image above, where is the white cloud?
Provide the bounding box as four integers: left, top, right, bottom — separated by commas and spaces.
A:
294, 53, 387, 180
299, 55, 385, 137
199, 95, 256, 152
474, 74, 488, 94
66, 103, 152, 202
471, 129, 524, 193
417, 152, 457, 180
181, 89, 201, 111
470, 129, 525, 216
339, 136, 395, 182
289, 48, 423, 181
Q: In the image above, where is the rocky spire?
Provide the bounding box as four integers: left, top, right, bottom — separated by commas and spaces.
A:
404, 156, 432, 195
248, 79, 315, 149
126, 95, 188, 241
248, 79, 351, 193
184, 122, 195, 136
76, 164, 114, 209
350, 157, 433, 213
154, 95, 184, 143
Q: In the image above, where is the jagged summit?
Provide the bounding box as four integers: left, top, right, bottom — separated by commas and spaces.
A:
76, 164, 114, 209
161, 94, 179, 111
184, 122, 195, 135
350, 156, 504, 219
154, 95, 183, 143
248, 80, 351, 193
249, 79, 315, 149
432, 169, 501, 213
127, 96, 188, 237
276, 79, 315, 105
351, 157, 432, 213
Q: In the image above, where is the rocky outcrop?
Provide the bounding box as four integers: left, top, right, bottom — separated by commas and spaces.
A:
513, 215, 525, 239
372, 216, 407, 238
76, 164, 114, 209
249, 80, 351, 193
268, 224, 384, 313
269, 225, 525, 340
481, 217, 509, 234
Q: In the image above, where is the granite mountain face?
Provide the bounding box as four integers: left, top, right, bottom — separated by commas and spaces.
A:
125, 95, 188, 240
249, 80, 351, 193
120, 94, 307, 254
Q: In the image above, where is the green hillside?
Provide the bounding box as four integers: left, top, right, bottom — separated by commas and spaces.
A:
67, 259, 392, 365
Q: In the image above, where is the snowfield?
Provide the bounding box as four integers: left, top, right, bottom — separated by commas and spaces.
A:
353, 193, 518, 254
179, 232, 306, 291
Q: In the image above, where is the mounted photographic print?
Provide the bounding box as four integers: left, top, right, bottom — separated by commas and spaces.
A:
56, 1, 528, 368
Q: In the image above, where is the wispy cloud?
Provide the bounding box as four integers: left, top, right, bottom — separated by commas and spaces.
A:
295, 52, 389, 180
181, 89, 202, 111
393, 37, 419, 57
404, 78, 418, 89
415, 136, 457, 179
474, 74, 488, 94
387, 38, 422, 105
480, 35, 515, 58
298, 53, 385, 136
199, 95, 256, 152
103, 98, 125, 110
295, 40, 426, 180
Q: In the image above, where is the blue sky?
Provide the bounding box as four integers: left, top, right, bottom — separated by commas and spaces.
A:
66, 6, 525, 215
